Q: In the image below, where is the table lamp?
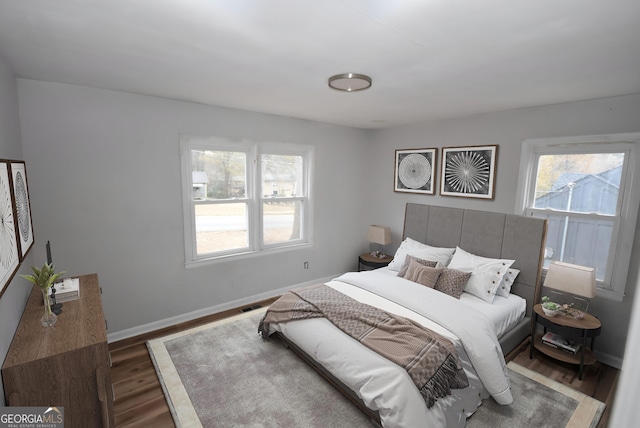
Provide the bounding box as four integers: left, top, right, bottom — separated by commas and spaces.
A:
367, 225, 391, 258
543, 260, 597, 314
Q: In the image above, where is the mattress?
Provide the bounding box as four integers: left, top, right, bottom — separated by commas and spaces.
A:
266, 269, 515, 428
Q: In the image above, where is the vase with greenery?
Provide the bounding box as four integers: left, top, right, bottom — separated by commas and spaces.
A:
21, 263, 66, 327
541, 295, 584, 319
541, 296, 562, 317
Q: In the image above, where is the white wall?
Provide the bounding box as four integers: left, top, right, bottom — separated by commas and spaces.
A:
364, 93, 640, 366
610, 261, 640, 426
17, 79, 370, 335
0, 53, 34, 404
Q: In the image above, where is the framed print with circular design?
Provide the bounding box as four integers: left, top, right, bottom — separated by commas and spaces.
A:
10, 161, 34, 260
440, 145, 498, 199
394, 148, 437, 195
0, 161, 20, 299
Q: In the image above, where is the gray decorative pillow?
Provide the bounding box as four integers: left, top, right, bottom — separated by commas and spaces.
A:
397, 254, 438, 278
404, 260, 443, 288
433, 262, 472, 299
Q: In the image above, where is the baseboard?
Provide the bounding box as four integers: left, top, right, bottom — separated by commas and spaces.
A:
106, 275, 338, 343
595, 350, 623, 370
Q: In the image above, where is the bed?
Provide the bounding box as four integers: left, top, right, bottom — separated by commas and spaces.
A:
261, 203, 547, 427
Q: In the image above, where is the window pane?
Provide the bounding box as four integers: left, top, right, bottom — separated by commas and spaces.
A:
191, 149, 246, 200
263, 200, 302, 245
533, 153, 624, 214
195, 203, 248, 254
535, 211, 612, 282
261, 154, 304, 197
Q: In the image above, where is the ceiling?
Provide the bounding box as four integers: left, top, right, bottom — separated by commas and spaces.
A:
0, 0, 639, 129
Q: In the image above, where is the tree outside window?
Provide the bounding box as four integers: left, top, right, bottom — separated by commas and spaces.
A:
180, 137, 312, 265
517, 133, 640, 301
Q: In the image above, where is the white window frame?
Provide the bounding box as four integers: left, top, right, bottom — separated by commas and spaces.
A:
180, 135, 313, 267
515, 132, 640, 302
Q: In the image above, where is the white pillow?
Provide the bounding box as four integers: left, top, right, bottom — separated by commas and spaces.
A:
447, 247, 515, 304
496, 268, 520, 297
387, 238, 456, 271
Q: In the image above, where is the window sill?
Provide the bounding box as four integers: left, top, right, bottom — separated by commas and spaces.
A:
595, 286, 625, 303
185, 242, 312, 268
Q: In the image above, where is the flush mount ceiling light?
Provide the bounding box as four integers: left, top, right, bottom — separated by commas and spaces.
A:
328, 73, 372, 92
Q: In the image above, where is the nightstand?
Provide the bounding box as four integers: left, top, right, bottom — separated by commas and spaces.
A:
358, 253, 393, 271
529, 303, 601, 380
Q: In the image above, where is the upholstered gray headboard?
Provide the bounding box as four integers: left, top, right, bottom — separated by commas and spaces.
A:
403, 203, 547, 318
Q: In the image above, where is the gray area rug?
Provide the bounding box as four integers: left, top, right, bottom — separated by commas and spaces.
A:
148, 308, 372, 427
468, 363, 605, 428
148, 308, 605, 428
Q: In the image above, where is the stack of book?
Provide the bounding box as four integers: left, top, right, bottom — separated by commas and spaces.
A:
53, 277, 80, 303
541, 332, 581, 354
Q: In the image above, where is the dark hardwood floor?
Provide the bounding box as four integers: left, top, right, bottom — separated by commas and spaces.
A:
109, 303, 619, 428
109, 297, 279, 428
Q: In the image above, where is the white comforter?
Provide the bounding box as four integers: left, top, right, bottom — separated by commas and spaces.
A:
267, 269, 513, 428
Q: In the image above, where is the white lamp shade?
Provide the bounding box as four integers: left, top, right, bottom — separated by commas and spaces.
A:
544, 261, 597, 298
367, 225, 391, 245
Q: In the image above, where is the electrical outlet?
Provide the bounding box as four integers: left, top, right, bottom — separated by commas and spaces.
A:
304, 261, 309, 269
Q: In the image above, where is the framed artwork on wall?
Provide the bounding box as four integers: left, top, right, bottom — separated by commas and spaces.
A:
10, 161, 34, 260
0, 161, 20, 299
394, 148, 437, 195
440, 145, 498, 199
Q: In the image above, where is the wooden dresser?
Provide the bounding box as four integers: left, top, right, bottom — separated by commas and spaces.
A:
2, 274, 114, 427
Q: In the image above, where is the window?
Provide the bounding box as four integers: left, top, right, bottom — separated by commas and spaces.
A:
180, 136, 313, 265
516, 133, 640, 301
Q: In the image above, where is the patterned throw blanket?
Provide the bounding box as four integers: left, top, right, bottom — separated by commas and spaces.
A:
258, 284, 469, 408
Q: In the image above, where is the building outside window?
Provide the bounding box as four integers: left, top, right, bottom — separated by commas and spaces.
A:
180, 136, 313, 266
516, 133, 640, 301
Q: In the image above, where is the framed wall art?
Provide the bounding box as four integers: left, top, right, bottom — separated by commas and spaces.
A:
394, 148, 437, 195
0, 161, 20, 298
10, 161, 34, 260
440, 145, 498, 199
